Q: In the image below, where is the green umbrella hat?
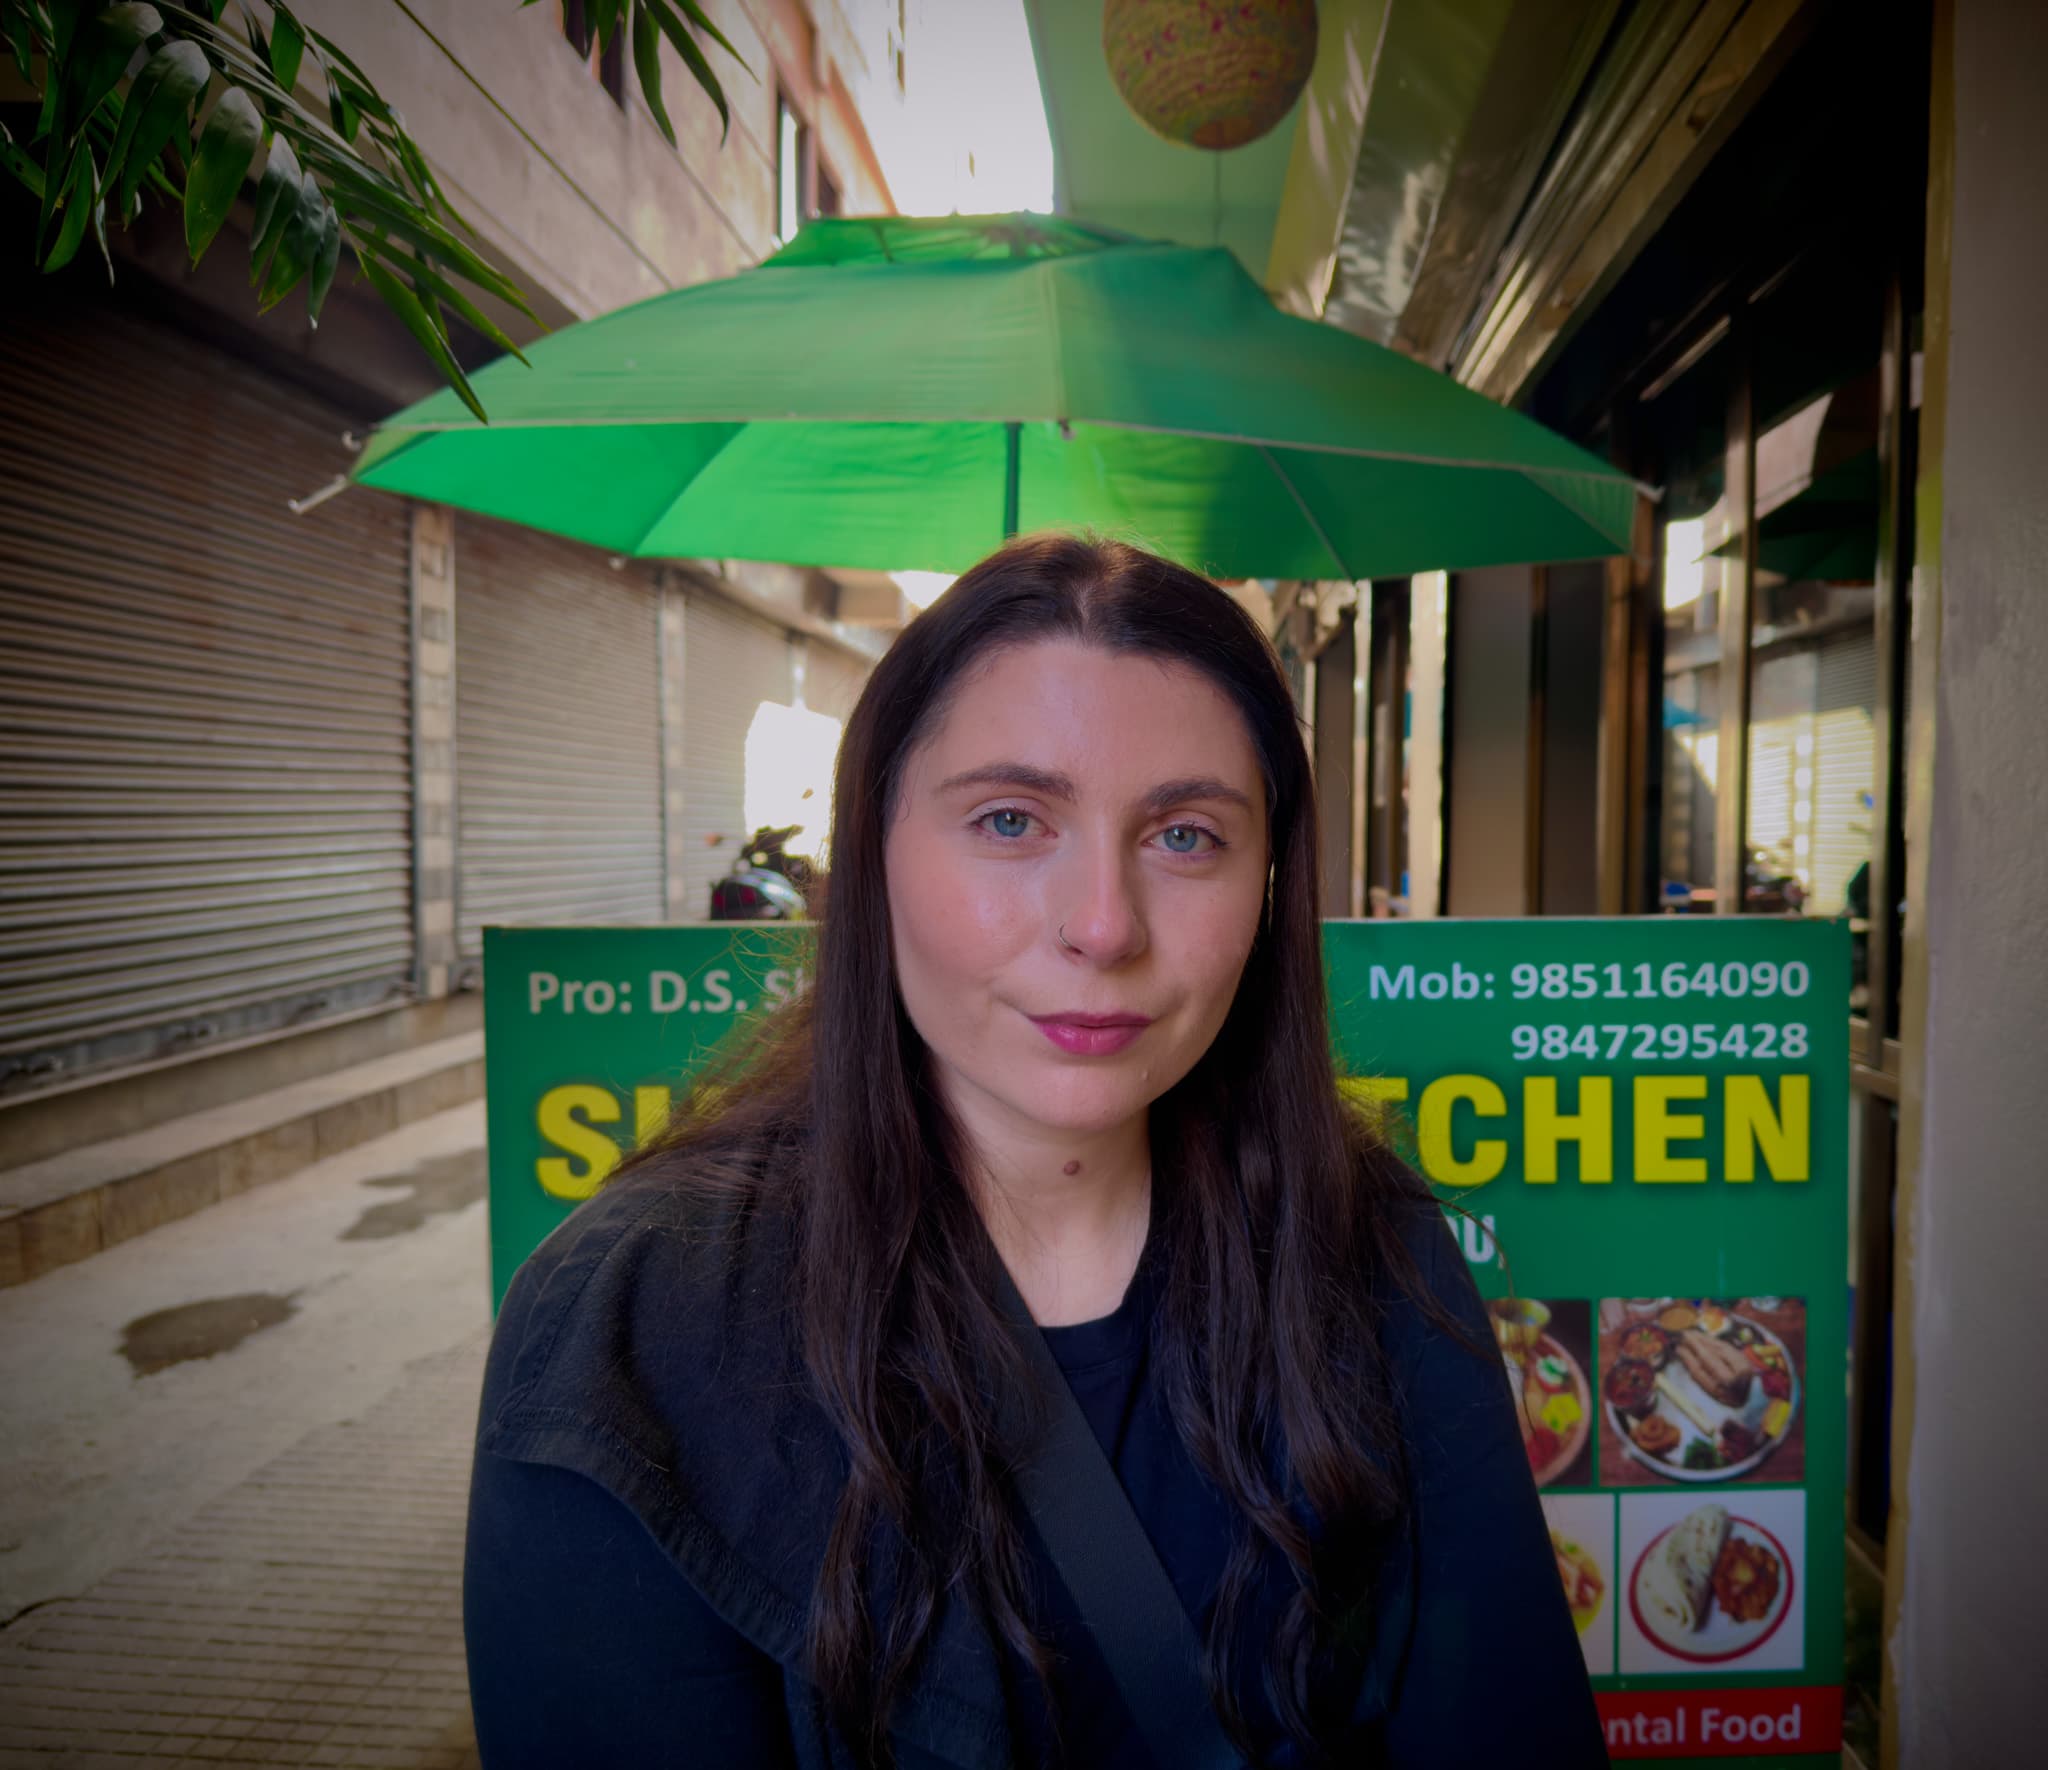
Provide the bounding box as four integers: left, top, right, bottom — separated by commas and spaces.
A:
353, 214, 1641, 581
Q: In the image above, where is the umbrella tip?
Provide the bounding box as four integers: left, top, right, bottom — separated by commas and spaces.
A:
287, 475, 351, 517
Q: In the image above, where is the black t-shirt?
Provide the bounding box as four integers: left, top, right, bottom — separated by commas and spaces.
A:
463, 1182, 1607, 1767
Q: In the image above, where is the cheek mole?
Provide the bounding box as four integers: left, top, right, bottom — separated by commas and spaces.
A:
1062, 1160, 1081, 1176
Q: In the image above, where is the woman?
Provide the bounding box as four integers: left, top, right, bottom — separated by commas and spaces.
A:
464, 536, 1604, 1768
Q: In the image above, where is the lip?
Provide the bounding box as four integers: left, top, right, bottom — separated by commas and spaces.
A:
1028, 1011, 1152, 1056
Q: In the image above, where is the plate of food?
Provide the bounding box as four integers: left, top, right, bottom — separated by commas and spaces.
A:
1602, 1299, 1799, 1481
1552, 1529, 1607, 1636
1629, 1502, 1793, 1663
1490, 1297, 1591, 1487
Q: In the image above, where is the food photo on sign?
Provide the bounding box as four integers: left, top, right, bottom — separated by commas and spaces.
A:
1619, 1488, 1807, 1675
1541, 1492, 1617, 1677
1490, 1295, 1595, 1488
1599, 1297, 1807, 1485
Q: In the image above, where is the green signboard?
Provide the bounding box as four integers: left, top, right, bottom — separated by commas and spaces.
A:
483, 917, 1848, 1765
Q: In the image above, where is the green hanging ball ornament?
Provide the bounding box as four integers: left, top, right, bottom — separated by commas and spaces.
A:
1103, 0, 1319, 152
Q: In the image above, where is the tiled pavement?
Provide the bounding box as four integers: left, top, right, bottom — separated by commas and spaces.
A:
0, 1331, 489, 1768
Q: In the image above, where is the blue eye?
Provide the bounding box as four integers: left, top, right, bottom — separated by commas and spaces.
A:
1160, 824, 1216, 854
984, 809, 1033, 839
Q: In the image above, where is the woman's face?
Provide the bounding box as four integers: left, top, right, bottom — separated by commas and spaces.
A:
885, 638, 1271, 1149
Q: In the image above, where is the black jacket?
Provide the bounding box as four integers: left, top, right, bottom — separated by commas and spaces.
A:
463, 1171, 1607, 1767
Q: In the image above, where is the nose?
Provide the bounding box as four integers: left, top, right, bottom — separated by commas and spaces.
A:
1054, 836, 1148, 965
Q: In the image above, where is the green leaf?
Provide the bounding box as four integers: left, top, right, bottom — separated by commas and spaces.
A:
330, 67, 394, 128
88, 158, 113, 277
104, 39, 173, 210
53, 1, 160, 177
43, 143, 97, 273
308, 155, 530, 310
269, 9, 304, 91
249, 132, 299, 283
7, 7, 38, 83
113, 39, 206, 217
153, 2, 290, 92
36, 136, 80, 255
64, 2, 163, 155
258, 153, 326, 309
356, 251, 486, 423
239, 6, 266, 72
588, 0, 622, 51
671, 0, 747, 73
324, 66, 361, 142
651, 2, 729, 141
632, 2, 674, 147
183, 85, 261, 261
299, 25, 381, 100
391, 129, 439, 205
0, 117, 49, 198
34, 40, 64, 143
366, 241, 532, 365
306, 194, 340, 322
50, 0, 84, 64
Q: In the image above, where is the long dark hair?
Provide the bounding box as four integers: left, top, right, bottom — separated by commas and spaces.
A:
627, 535, 1431, 1765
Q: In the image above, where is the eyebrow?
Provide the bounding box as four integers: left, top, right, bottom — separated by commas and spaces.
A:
934, 763, 1255, 816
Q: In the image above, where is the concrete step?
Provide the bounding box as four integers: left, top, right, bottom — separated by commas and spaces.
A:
0, 1031, 484, 1288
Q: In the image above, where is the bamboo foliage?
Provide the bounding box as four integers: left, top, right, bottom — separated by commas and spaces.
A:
3, 0, 745, 419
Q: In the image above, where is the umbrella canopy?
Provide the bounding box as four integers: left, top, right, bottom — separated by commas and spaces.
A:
353, 214, 1640, 581
1705, 449, 1879, 584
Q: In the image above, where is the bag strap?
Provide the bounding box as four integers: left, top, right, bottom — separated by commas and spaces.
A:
988, 1258, 1243, 1770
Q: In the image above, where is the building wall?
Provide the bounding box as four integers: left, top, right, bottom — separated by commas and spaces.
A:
1891, 0, 2048, 1761
1444, 566, 1535, 918
287, 0, 898, 326
0, 1, 893, 1131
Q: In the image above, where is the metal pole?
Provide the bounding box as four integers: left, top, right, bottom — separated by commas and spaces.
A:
1003, 421, 1022, 540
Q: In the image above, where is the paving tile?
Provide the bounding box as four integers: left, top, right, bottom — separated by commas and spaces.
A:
0, 1336, 485, 1770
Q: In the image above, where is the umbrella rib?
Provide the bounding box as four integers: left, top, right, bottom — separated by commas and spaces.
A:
1513, 457, 1660, 553
1258, 446, 1354, 583
625, 425, 755, 557
361, 412, 1652, 494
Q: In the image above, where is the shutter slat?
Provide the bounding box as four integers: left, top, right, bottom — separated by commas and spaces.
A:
0, 297, 415, 1086
455, 516, 665, 950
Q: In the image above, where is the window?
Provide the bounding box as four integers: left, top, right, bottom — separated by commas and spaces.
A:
776, 95, 809, 245
1648, 328, 1736, 915
560, 0, 626, 105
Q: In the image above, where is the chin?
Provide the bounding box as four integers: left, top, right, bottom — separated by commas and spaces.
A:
1000, 1075, 1157, 1137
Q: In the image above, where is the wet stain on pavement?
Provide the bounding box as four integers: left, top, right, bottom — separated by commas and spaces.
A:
120, 1292, 300, 1377
342, 1147, 487, 1242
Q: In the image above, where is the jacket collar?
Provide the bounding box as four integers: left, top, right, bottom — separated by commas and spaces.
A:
478, 1175, 1024, 1769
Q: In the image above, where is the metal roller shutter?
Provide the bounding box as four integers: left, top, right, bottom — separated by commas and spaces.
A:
454, 517, 665, 954
1746, 648, 1816, 890
1813, 629, 1877, 917
0, 299, 415, 1096
804, 641, 872, 725
681, 592, 794, 921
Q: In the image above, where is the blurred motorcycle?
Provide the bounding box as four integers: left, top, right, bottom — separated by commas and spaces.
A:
709, 824, 817, 920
